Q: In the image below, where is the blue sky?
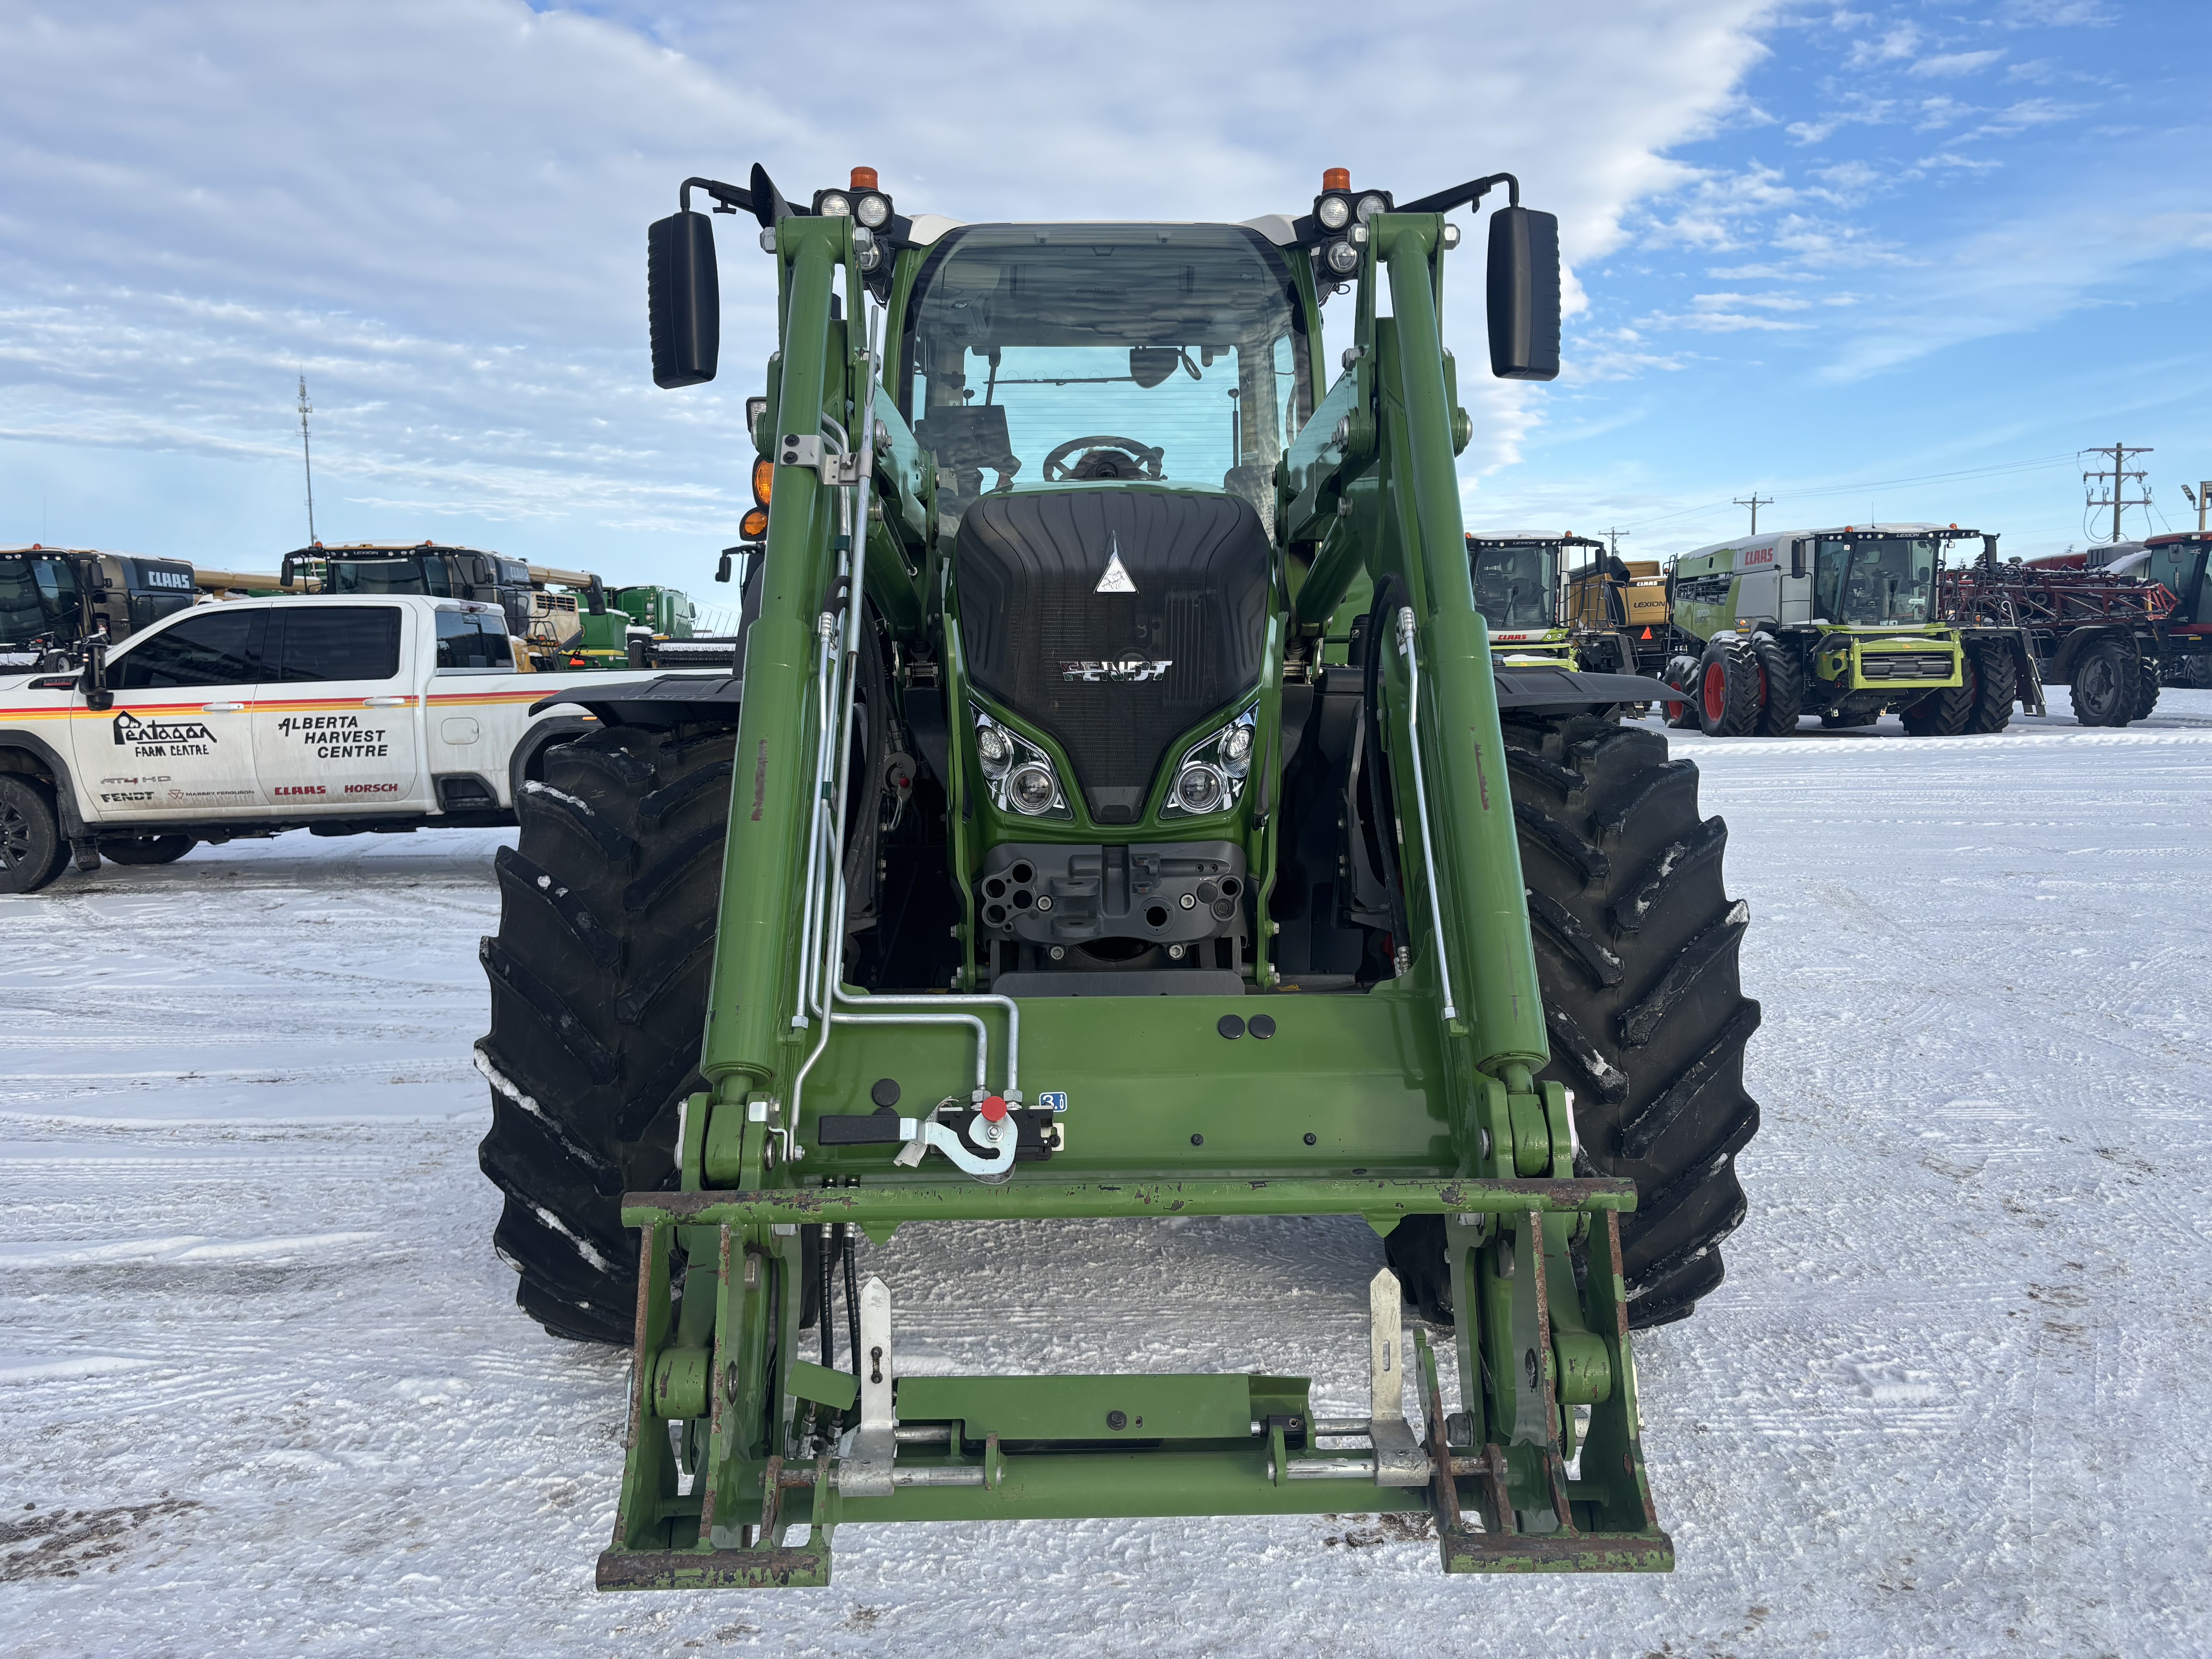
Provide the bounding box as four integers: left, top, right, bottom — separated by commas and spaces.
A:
0, 0, 2204, 603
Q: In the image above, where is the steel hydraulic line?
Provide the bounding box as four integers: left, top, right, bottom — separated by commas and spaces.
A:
788, 308, 1021, 1132
789, 611, 840, 1030
1395, 606, 1458, 1023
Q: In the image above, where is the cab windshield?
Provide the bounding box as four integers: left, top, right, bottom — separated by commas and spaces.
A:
1815, 536, 1937, 624
903, 224, 1310, 529
1471, 542, 1560, 631
328, 556, 452, 597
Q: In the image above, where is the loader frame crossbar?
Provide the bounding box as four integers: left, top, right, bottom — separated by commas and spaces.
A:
600, 174, 1677, 1590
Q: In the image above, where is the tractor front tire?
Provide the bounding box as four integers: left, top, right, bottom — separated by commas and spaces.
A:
1694, 637, 1762, 737
0, 776, 70, 895
1963, 641, 2018, 734
476, 723, 737, 1342
2070, 637, 2142, 727
1389, 716, 1762, 1330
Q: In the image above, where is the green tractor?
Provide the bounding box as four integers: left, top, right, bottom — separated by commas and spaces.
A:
473, 161, 1761, 1588
1662, 523, 2042, 736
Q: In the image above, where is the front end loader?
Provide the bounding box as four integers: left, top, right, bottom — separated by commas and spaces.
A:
473, 162, 1762, 1588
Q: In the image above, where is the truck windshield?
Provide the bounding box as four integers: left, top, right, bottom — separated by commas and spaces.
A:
1471, 542, 1560, 631
903, 224, 1309, 528
1815, 536, 1937, 624
328, 556, 452, 597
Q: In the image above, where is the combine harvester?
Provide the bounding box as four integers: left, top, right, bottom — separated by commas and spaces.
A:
472, 161, 1763, 1587
1662, 524, 2042, 736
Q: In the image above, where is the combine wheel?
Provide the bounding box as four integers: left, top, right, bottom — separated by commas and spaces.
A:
1963, 641, 2018, 735
2130, 660, 2161, 723
0, 775, 70, 895
1389, 715, 1762, 1330
2069, 637, 2142, 727
1661, 656, 1701, 730
475, 723, 737, 1342
1899, 676, 1972, 737
1749, 632, 1802, 735
1693, 637, 1761, 737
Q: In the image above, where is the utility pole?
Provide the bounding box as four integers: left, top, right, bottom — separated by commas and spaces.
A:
297, 375, 318, 545
2081, 441, 2151, 544
1602, 527, 1632, 560
1733, 494, 1772, 535
2182, 481, 2210, 534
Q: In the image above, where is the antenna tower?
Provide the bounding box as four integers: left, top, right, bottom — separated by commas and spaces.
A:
297, 375, 318, 544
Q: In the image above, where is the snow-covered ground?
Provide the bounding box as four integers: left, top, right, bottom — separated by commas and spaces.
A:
5, 690, 2209, 1657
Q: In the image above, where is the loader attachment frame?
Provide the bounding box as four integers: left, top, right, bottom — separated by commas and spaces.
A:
599, 191, 1673, 1588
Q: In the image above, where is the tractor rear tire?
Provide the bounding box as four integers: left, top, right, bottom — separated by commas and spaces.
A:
2130, 661, 2161, 723
1962, 641, 2018, 734
2070, 637, 2142, 727
1389, 716, 1762, 1330
101, 835, 197, 866
1899, 677, 1972, 736
475, 723, 737, 1342
1694, 637, 1761, 737
1749, 632, 1803, 735
0, 776, 70, 895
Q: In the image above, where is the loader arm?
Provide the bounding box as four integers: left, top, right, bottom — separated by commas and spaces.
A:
586, 183, 1676, 1589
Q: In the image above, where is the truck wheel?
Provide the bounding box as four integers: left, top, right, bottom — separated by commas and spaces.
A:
1963, 641, 2018, 734
1389, 716, 1762, 1330
101, 835, 197, 866
1661, 656, 1701, 730
0, 776, 70, 895
2130, 661, 2161, 723
2069, 638, 2141, 726
475, 723, 737, 1342
1694, 637, 1760, 737
1749, 633, 1802, 735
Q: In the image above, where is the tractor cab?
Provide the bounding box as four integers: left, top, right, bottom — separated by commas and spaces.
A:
901, 221, 1312, 993
1465, 532, 1600, 667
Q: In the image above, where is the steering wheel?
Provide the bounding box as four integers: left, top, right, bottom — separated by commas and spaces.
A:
1041, 436, 1165, 483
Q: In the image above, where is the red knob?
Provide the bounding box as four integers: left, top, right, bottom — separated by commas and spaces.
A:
979, 1095, 1008, 1123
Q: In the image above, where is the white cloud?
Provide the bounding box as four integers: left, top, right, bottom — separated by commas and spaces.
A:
1909, 49, 2005, 77
1846, 24, 1921, 68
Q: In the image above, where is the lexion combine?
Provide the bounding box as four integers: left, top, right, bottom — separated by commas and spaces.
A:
473, 161, 1761, 1587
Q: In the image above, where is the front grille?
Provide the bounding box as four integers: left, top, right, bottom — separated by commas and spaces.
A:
1860, 650, 1954, 681
956, 489, 1269, 821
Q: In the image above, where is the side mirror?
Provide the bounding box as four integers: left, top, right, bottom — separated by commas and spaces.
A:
586, 575, 608, 616
648, 210, 721, 388
1790, 539, 1807, 579
82, 634, 113, 711
1485, 205, 1561, 381
1981, 533, 2000, 569
280, 553, 295, 589
715, 547, 735, 584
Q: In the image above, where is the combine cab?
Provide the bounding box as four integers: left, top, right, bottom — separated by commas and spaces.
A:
472, 161, 1762, 1588
1662, 524, 2042, 736
1465, 533, 1601, 668
0, 546, 198, 667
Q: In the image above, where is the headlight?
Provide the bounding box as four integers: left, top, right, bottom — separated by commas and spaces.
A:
971, 704, 1071, 818
1355, 192, 1388, 224
1174, 765, 1226, 814
816, 191, 852, 218
1162, 704, 1259, 819
855, 192, 890, 228
1008, 763, 1057, 816
1325, 239, 1361, 275
1317, 194, 1350, 230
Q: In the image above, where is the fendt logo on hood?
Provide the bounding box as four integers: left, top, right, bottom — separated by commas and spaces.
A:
113, 711, 216, 746
1061, 658, 1173, 683
1094, 536, 1137, 595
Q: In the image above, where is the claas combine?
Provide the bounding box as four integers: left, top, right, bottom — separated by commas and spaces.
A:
472, 160, 1762, 1587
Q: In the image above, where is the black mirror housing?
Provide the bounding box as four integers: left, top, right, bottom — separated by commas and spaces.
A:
649, 210, 721, 388
1790, 539, 1807, 579
1486, 205, 1561, 381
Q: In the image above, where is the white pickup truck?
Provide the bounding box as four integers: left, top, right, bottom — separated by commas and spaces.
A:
0, 593, 733, 892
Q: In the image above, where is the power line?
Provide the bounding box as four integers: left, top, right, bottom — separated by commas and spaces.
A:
1613, 451, 2083, 534
2081, 440, 2151, 544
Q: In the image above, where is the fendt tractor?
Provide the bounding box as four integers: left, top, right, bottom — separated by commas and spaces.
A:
1662, 523, 2043, 736
473, 160, 1763, 1589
